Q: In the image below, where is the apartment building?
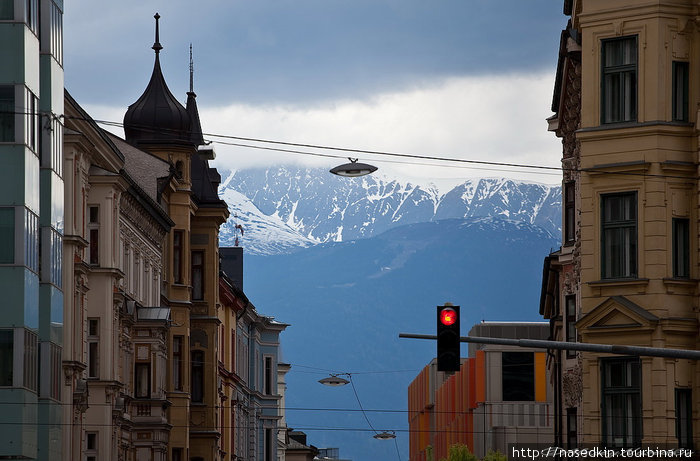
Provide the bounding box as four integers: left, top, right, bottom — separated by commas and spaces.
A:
544, 0, 700, 448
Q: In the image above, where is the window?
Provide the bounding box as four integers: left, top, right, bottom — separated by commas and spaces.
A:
567, 407, 577, 448
173, 336, 183, 391
673, 218, 690, 279
23, 330, 37, 391
49, 2, 63, 65
601, 192, 637, 279
231, 329, 236, 371
565, 295, 576, 358
87, 319, 99, 379
86, 431, 97, 461
0, 0, 13, 19
602, 36, 637, 124
192, 250, 204, 300
502, 352, 534, 401
264, 356, 273, 395
0, 86, 13, 142
191, 351, 204, 403
172, 448, 183, 461
676, 388, 692, 449
173, 230, 183, 283
42, 227, 62, 286
564, 182, 575, 244
264, 428, 274, 461
24, 209, 38, 272
43, 116, 63, 176
25, 0, 37, 34
0, 330, 12, 386
673, 61, 689, 122
135, 362, 150, 398
38, 341, 60, 399
0, 208, 14, 264
25, 89, 38, 153
88, 206, 99, 265
601, 357, 641, 447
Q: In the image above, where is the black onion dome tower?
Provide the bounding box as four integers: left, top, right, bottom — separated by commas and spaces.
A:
124, 13, 191, 145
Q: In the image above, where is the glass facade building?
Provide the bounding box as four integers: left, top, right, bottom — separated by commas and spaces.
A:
0, 0, 64, 458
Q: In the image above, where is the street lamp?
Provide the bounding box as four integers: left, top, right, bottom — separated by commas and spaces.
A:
329, 158, 378, 177
318, 374, 350, 386
318, 372, 396, 443
373, 431, 396, 440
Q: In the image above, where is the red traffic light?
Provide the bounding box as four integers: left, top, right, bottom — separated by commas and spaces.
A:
439, 307, 457, 326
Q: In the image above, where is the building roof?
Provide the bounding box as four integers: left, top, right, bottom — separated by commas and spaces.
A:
123, 14, 191, 145
107, 132, 170, 202
191, 148, 226, 207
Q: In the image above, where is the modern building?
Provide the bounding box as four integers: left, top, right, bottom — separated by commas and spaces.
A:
544, 0, 700, 448
408, 322, 553, 461
0, 0, 64, 459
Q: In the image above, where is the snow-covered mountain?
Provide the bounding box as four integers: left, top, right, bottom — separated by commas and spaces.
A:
218, 166, 561, 255
218, 188, 316, 256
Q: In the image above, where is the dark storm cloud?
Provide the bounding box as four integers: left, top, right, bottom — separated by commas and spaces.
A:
64, 0, 565, 107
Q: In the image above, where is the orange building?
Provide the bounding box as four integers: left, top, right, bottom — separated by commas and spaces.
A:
408, 322, 553, 460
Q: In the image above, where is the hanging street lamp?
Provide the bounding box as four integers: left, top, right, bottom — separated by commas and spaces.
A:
329, 158, 378, 177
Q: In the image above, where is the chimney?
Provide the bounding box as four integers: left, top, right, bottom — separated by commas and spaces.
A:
220, 247, 244, 290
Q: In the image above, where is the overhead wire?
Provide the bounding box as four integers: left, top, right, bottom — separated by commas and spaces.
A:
0, 418, 653, 440
3, 110, 693, 181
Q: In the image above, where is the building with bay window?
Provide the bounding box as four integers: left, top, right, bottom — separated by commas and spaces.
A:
119, 14, 230, 460
63, 91, 175, 461
0, 0, 64, 459
543, 0, 700, 449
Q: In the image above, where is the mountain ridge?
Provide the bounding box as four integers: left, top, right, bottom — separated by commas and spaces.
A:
217, 166, 562, 254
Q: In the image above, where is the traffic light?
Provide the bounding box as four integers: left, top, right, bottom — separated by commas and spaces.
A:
437, 304, 460, 371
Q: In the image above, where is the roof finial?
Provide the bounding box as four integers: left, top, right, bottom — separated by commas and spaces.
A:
189, 43, 194, 93
152, 13, 163, 53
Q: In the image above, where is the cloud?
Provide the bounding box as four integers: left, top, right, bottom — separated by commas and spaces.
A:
199, 72, 562, 185
64, 0, 566, 106
81, 71, 562, 188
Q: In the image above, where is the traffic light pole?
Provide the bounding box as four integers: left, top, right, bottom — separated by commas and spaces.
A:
398, 333, 700, 360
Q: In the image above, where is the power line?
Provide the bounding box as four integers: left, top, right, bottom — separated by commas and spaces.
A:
0, 418, 654, 440
0, 400, 595, 418
63, 113, 700, 181
5, 110, 697, 181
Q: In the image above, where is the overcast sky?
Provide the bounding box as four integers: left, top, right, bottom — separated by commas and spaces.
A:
64, 0, 568, 186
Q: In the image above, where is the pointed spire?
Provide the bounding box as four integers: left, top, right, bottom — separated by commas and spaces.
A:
189, 44, 194, 93
152, 13, 163, 53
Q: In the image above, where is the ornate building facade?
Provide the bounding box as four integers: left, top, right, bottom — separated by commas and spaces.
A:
218, 265, 288, 461
35, 11, 291, 461
544, 0, 700, 448
63, 91, 175, 461
119, 14, 230, 461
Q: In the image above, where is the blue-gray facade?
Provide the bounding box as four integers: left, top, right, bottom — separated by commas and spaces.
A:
0, 0, 64, 459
